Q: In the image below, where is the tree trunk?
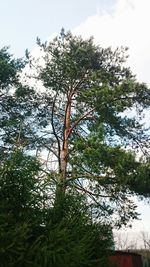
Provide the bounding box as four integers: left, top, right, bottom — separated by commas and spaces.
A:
61, 100, 71, 171
59, 98, 71, 194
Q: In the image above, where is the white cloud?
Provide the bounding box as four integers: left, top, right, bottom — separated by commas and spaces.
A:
73, 0, 150, 86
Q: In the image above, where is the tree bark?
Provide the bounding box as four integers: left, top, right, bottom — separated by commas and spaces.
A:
59, 98, 71, 191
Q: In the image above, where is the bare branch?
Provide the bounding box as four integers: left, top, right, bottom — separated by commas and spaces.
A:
51, 91, 61, 170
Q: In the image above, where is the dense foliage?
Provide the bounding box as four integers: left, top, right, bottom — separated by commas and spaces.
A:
0, 151, 113, 267
23, 30, 150, 226
0, 30, 150, 266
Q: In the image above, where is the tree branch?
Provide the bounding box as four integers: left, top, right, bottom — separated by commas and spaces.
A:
51, 91, 61, 170
67, 108, 95, 138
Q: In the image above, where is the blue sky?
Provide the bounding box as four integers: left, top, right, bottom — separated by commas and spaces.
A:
1, 0, 150, 234
0, 0, 115, 57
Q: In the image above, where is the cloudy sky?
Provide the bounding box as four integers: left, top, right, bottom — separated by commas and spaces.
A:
1, 0, 150, 233
1, 0, 150, 85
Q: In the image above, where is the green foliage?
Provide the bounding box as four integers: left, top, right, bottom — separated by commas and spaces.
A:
0, 31, 150, 266
1, 32, 150, 226
26, 194, 113, 267
0, 151, 40, 266
0, 150, 42, 220
0, 48, 38, 160
0, 47, 24, 89
0, 151, 113, 267
128, 158, 150, 197
24, 30, 150, 226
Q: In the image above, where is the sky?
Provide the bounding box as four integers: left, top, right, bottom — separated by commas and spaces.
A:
1, 0, 150, 234
0, 0, 114, 57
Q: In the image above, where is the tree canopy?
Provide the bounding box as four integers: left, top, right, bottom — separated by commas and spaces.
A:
0, 29, 150, 266
18, 30, 150, 227
0, 43, 114, 266
0, 30, 150, 226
